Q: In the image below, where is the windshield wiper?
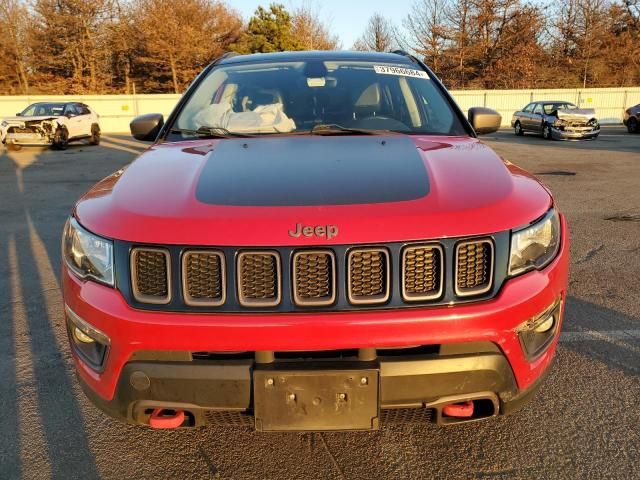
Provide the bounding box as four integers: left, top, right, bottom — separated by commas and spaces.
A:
310, 124, 392, 136
170, 126, 254, 138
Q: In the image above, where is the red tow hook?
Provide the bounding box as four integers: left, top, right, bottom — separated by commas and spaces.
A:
442, 401, 474, 418
149, 409, 185, 429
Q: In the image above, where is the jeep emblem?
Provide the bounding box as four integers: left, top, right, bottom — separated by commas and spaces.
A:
289, 223, 338, 240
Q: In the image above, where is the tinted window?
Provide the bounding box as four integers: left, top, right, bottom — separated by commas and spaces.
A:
543, 102, 576, 114
171, 59, 466, 138
64, 104, 78, 116
533, 104, 543, 114
78, 104, 91, 115
20, 103, 66, 116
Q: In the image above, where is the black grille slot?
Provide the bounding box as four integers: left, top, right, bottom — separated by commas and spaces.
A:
381, 408, 434, 424
402, 244, 443, 301
237, 251, 281, 307
205, 410, 254, 427
182, 251, 225, 306
131, 248, 171, 304
455, 240, 494, 296
293, 250, 336, 306
347, 248, 390, 304
9, 127, 35, 134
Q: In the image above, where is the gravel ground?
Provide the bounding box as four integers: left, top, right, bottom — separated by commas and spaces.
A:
0, 128, 638, 480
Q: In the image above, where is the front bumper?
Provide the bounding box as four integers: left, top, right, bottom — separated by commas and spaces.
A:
64, 218, 569, 427
5, 133, 52, 146
550, 126, 600, 140
76, 344, 552, 428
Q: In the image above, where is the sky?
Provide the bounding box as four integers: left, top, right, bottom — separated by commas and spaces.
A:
231, 0, 409, 49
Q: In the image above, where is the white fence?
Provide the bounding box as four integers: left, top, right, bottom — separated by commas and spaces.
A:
451, 87, 640, 126
1, 87, 638, 133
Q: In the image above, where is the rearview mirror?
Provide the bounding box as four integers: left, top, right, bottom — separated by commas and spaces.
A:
130, 113, 164, 141
468, 107, 501, 135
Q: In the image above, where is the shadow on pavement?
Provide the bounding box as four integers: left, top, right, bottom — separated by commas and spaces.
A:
0, 138, 135, 478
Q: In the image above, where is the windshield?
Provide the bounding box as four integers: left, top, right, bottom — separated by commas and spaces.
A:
20, 103, 66, 117
543, 103, 577, 115
170, 59, 466, 139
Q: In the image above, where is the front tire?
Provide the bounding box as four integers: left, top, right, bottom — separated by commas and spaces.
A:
53, 128, 68, 150
628, 117, 638, 133
514, 121, 524, 136
542, 123, 552, 140
89, 124, 101, 145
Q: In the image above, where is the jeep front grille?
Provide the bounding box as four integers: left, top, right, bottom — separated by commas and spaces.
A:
402, 244, 443, 301
347, 248, 390, 305
130, 247, 171, 304
182, 250, 225, 306
125, 235, 503, 310
293, 250, 336, 306
455, 239, 494, 296
237, 251, 281, 307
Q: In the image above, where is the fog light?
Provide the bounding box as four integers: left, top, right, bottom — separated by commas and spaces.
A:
74, 327, 95, 343
65, 305, 110, 371
534, 316, 555, 333
518, 299, 562, 360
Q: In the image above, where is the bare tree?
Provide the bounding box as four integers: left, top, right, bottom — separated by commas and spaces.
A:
104, 0, 136, 94
353, 13, 396, 52
291, 2, 340, 50
404, 0, 450, 77
0, 0, 30, 93
133, 0, 241, 93
30, 0, 112, 93
1, 0, 640, 93
445, 0, 474, 87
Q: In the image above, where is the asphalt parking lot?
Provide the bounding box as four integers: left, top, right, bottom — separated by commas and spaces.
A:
0, 127, 638, 480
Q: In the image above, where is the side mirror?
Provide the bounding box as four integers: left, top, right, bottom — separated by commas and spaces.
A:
66, 112, 75, 118
468, 107, 502, 135
16, 112, 21, 116
130, 113, 164, 141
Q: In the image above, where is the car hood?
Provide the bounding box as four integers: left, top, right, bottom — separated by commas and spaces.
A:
2, 115, 62, 123
75, 135, 552, 246
554, 108, 596, 122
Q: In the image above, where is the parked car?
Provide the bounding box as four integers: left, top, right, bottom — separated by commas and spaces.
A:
1, 101, 100, 151
511, 101, 599, 140
62, 51, 568, 431
623, 103, 639, 133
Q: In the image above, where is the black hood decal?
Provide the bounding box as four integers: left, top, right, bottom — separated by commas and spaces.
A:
195, 136, 429, 206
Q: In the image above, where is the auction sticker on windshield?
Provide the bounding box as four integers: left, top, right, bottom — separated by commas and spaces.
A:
374, 65, 430, 79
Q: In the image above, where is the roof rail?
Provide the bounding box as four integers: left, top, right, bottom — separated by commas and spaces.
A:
218, 52, 240, 61
389, 49, 420, 65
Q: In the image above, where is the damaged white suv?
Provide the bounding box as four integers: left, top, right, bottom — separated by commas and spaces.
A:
1, 102, 100, 151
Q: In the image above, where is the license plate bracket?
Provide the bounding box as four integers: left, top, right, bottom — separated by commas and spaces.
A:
253, 368, 380, 432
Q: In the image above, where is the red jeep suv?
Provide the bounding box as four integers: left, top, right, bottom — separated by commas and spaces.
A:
62, 51, 568, 431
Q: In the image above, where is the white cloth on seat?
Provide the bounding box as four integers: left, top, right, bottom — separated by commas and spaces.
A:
193, 102, 296, 133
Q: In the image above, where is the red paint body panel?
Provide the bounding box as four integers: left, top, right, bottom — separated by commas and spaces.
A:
64, 216, 569, 402
75, 136, 551, 246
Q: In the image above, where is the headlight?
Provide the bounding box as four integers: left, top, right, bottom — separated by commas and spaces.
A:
62, 217, 114, 286
1, 120, 8, 128
509, 209, 561, 276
